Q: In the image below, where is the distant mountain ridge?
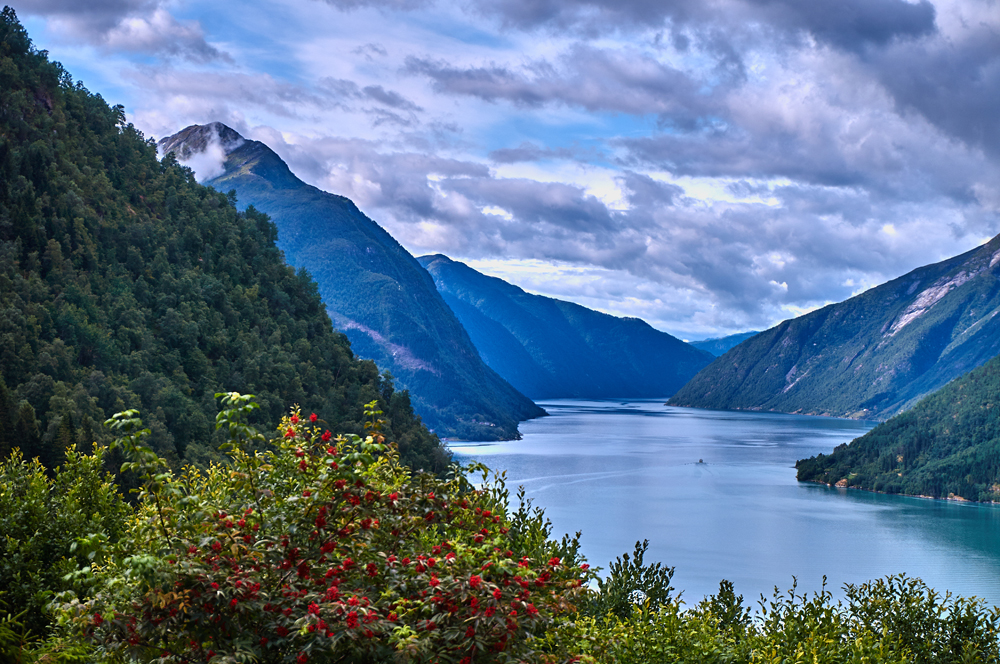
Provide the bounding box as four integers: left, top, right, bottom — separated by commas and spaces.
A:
690, 332, 760, 357
159, 124, 544, 440
670, 235, 1000, 420
417, 255, 713, 399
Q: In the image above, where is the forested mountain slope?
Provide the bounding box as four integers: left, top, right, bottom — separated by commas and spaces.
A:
690, 332, 760, 357
417, 254, 713, 399
796, 352, 1000, 502
669, 235, 1000, 420
0, 12, 446, 471
158, 124, 543, 441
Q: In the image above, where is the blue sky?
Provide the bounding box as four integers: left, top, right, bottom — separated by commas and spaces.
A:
11, 0, 1000, 339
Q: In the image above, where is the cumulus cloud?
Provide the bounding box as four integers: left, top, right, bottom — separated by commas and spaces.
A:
42, 0, 997, 337
16, 0, 227, 61
244, 124, 974, 336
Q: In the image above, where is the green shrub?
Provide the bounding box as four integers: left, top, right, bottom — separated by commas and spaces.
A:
0, 445, 128, 636
56, 394, 595, 663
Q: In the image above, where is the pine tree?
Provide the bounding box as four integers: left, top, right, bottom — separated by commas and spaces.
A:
0, 378, 13, 459
13, 402, 41, 462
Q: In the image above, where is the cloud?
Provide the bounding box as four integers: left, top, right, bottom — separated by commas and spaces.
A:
465, 0, 936, 50
404, 44, 719, 120
313, 0, 427, 10
743, 0, 936, 51
489, 143, 578, 163
352, 42, 388, 60
17, 0, 227, 61
103, 8, 229, 62
125, 67, 337, 125
161, 123, 238, 182
33, 0, 996, 338
321, 77, 423, 111
871, 16, 1000, 159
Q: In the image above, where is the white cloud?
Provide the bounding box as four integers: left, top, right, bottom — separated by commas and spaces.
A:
19, 0, 1000, 338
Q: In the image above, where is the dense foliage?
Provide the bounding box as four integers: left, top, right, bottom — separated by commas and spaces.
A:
1, 396, 998, 663
418, 255, 712, 400
0, 9, 445, 471
158, 123, 544, 442
670, 235, 1000, 421
577, 576, 1000, 664
797, 352, 1000, 501
0, 446, 128, 637
58, 394, 592, 663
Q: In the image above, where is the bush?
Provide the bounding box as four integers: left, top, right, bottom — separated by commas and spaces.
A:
57, 394, 595, 663
0, 446, 128, 637
575, 575, 1000, 664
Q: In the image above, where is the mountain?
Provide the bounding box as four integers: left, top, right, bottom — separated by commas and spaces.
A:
690, 332, 760, 357
796, 352, 1000, 502
158, 124, 543, 440
0, 12, 445, 472
417, 255, 713, 399
669, 235, 1000, 420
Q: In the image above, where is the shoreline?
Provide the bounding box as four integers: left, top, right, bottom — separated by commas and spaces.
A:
801, 479, 1000, 507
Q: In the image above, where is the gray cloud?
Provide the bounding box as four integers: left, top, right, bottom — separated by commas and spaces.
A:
127, 68, 333, 119
468, 0, 936, 51
320, 78, 423, 120
17, 0, 157, 31
744, 0, 936, 51
352, 42, 388, 60
405, 44, 718, 121
489, 142, 578, 163
872, 26, 1000, 159
85, 0, 998, 337
16, 0, 227, 61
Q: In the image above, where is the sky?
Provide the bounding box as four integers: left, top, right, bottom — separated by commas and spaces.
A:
10, 0, 1000, 340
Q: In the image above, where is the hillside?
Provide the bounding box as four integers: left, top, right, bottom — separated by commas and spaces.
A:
796, 353, 1000, 502
0, 16, 446, 471
417, 254, 713, 399
158, 124, 544, 441
669, 235, 1000, 420
690, 332, 760, 357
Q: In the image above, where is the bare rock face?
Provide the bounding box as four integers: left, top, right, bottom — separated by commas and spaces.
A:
158, 122, 244, 160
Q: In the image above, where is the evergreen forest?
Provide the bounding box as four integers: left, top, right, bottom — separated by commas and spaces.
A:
797, 351, 1000, 502
0, 8, 446, 474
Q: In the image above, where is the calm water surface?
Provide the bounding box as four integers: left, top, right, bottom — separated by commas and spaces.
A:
450, 400, 1000, 607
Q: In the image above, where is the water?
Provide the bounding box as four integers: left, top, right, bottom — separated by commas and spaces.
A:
450, 399, 1000, 607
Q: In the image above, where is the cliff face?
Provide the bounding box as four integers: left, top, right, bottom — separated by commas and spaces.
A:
159, 124, 544, 441
670, 235, 1000, 421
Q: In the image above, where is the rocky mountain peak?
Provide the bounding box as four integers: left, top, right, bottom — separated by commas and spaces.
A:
157, 122, 246, 161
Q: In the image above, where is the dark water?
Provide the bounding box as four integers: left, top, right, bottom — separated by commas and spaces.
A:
450, 400, 1000, 607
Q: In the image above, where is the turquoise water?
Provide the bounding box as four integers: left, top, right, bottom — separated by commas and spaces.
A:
450, 400, 1000, 607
